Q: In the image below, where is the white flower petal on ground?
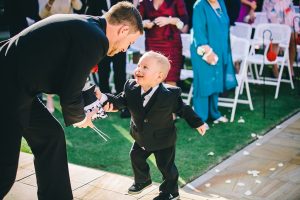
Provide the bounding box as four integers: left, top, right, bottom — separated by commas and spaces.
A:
257, 135, 263, 139
247, 170, 260, 177
237, 182, 245, 186
269, 168, 276, 171
255, 179, 261, 184
207, 152, 215, 156
243, 151, 250, 155
215, 169, 220, 173
251, 133, 257, 138
238, 117, 245, 123
205, 183, 211, 187
276, 125, 282, 129
244, 190, 252, 196
278, 163, 284, 167
225, 179, 231, 184
256, 142, 261, 146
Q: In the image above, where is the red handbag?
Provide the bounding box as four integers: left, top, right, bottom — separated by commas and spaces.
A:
266, 40, 277, 62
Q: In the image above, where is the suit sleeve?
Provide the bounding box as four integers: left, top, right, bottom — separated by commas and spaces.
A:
60, 23, 107, 126
104, 80, 130, 110
172, 88, 204, 128
192, 2, 208, 48
175, 0, 189, 25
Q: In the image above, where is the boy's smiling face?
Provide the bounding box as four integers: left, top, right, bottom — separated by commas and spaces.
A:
134, 56, 163, 88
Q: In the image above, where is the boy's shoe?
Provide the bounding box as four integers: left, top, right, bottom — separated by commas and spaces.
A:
213, 116, 228, 124
153, 192, 180, 200
128, 180, 152, 194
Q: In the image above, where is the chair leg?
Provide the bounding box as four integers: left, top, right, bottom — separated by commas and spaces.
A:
275, 63, 284, 99
245, 79, 254, 110
286, 60, 295, 89
230, 87, 240, 122
187, 84, 193, 106
254, 64, 260, 79
248, 63, 254, 79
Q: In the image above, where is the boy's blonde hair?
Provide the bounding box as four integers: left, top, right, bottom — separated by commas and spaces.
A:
141, 51, 171, 80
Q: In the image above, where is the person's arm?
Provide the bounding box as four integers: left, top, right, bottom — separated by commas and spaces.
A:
71, 0, 83, 10
241, 0, 256, 10
60, 23, 107, 126
192, 3, 218, 65
171, 87, 204, 128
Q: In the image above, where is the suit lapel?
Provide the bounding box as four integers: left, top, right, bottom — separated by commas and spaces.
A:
130, 83, 145, 116
144, 83, 163, 114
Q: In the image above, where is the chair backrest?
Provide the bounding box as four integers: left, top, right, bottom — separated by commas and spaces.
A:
252, 12, 268, 27
181, 33, 191, 59
252, 23, 291, 47
231, 22, 253, 40
230, 35, 250, 78
129, 34, 145, 54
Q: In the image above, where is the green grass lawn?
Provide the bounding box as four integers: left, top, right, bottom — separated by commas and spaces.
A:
21, 81, 300, 186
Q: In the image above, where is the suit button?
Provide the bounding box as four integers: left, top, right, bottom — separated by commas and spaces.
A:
144, 119, 148, 123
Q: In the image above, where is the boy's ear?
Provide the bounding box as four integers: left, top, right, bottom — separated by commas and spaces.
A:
158, 72, 165, 81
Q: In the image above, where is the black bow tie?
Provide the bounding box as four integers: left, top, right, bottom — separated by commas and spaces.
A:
141, 88, 152, 101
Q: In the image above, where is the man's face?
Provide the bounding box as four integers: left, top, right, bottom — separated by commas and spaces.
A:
134, 56, 162, 87
107, 29, 141, 56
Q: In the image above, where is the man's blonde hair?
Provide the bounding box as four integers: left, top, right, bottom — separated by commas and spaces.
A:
104, 2, 144, 34
142, 51, 171, 80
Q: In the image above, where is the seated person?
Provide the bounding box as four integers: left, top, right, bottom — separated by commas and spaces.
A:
97, 51, 206, 200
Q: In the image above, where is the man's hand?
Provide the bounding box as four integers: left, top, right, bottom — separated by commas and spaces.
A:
103, 103, 118, 112
76, 108, 98, 128
196, 124, 206, 136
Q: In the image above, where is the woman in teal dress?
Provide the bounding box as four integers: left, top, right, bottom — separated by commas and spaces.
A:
190, 0, 237, 127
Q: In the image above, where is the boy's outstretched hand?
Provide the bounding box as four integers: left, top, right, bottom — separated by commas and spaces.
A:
197, 124, 207, 136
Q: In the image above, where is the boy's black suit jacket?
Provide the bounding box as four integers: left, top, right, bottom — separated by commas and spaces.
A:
106, 79, 204, 151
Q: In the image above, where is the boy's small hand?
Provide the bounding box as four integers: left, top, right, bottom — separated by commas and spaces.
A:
197, 124, 206, 136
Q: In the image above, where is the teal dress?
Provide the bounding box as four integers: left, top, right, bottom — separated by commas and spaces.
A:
190, 0, 237, 121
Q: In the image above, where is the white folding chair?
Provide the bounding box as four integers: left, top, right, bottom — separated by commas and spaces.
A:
231, 22, 253, 40
218, 35, 253, 122
180, 33, 194, 105
252, 12, 268, 27
247, 23, 294, 99
126, 34, 146, 78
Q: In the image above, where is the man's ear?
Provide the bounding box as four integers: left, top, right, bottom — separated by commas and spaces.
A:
119, 25, 130, 37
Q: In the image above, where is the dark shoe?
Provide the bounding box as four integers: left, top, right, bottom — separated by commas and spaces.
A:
153, 192, 180, 200
128, 180, 152, 194
120, 108, 131, 118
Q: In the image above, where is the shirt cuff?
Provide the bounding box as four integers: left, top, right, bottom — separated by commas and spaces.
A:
99, 94, 108, 105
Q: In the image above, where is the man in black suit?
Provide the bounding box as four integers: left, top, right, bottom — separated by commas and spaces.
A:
98, 51, 206, 200
0, 2, 143, 200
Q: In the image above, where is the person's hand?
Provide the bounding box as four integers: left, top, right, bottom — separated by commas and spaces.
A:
76, 108, 98, 128
197, 124, 206, 136
94, 86, 102, 99
154, 16, 170, 27
143, 20, 155, 29
250, 1, 257, 10
205, 51, 218, 65
48, 0, 55, 5
103, 103, 118, 112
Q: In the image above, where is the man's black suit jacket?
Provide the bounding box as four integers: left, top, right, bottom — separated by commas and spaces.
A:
0, 14, 109, 127
106, 79, 204, 151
